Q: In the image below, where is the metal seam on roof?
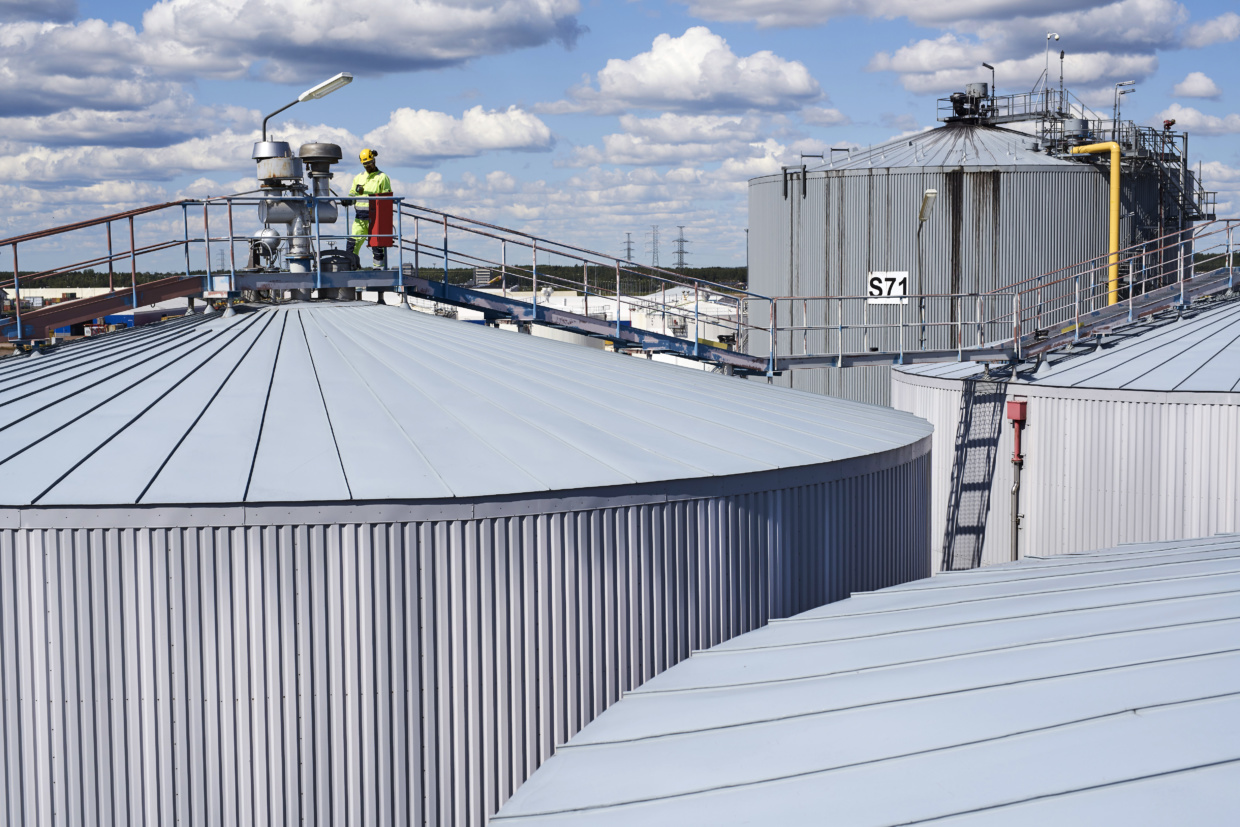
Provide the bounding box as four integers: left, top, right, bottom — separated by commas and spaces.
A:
318, 306, 635, 489
296, 308, 354, 498
0, 301, 931, 505
136, 309, 283, 504
494, 536, 1240, 825
297, 307, 457, 498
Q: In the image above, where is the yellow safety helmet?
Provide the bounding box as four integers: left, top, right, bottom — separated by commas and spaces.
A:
359, 148, 378, 163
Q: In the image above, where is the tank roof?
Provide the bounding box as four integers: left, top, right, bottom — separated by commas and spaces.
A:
804, 122, 1079, 172
897, 294, 1240, 393
495, 534, 1240, 825
0, 302, 930, 506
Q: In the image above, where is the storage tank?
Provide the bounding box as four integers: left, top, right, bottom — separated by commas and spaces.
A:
0, 301, 932, 825
748, 121, 1166, 406
892, 295, 1240, 572
496, 534, 1240, 824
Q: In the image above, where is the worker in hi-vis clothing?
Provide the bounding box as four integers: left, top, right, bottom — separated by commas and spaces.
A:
348, 148, 393, 267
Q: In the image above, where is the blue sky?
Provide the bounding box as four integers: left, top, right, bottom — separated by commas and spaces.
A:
1, 0, 1238, 267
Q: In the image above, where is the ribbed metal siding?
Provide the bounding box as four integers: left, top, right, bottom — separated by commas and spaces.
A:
749, 166, 1119, 406
893, 370, 1240, 569
0, 452, 930, 827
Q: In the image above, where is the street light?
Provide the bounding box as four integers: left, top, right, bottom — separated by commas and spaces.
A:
1042, 33, 1059, 93
1116, 79, 1135, 135
262, 71, 354, 141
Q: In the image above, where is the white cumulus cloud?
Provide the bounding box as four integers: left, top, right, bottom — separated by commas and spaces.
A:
140, 0, 586, 81
1173, 72, 1220, 99
563, 27, 821, 113
1156, 104, 1240, 135
1182, 11, 1240, 48
362, 106, 554, 166
801, 106, 851, 126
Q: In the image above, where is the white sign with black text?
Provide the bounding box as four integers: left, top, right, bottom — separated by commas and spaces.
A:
867, 271, 909, 304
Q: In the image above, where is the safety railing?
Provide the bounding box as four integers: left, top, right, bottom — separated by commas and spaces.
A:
395, 202, 765, 358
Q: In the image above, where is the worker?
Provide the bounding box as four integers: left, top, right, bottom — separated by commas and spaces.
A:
348, 148, 393, 267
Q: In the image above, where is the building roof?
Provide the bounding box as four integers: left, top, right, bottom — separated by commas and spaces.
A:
0, 301, 930, 506
803, 122, 1079, 172
494, 534, 1240, 825
897, 295, 1240, 393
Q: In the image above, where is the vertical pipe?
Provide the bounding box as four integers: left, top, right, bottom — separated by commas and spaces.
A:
227, 200, 237, 293
12, 244, 22, 340
768, 299, 776, 376
1069, 142, 1121, 305
129, 216, 138, 313
1228, 224, 1235, 291
106, 221, 115, 291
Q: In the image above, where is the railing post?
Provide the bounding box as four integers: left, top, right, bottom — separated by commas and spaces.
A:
500, 238, 506, 299
1012, 292, 1021, 360
182, 205, 192, 282
1074, 270, 1081, 341
413, 215, 420, 285
614, 260, 621, 339
898, 292, 904, 364
442, 214, 450, 288
768, 299, 776, 376
956, 296, 962, 361
694, 281, 700, 357
1178, 231, 1187, 306
801, 298, 807, 356
203, 202, 213, 289
1228, 223, 1235, 291
129, 215, 138, 313
106, 221, 115, 292
976, 294, 983, 348
532, 238, 538, 318
227, 199, 237, 293
12, 244, 21, 340
582, 261, 588, 318
836, 297, 843, 366
394, 199, 404, 294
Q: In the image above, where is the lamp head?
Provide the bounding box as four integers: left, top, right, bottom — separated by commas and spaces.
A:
298, 72, 354, 102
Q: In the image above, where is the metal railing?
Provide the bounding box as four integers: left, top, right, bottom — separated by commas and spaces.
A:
2, 190, 1234, 374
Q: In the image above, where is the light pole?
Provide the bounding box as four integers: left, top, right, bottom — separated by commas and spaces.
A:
1113, 80, 1135, 135
261, 72, 354, 141
1043, 33, 1059, 94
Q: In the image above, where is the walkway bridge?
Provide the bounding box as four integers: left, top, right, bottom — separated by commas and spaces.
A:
1, 194, 1235, 376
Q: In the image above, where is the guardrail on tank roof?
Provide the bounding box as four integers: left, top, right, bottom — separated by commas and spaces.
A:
1, 194, 1234, 375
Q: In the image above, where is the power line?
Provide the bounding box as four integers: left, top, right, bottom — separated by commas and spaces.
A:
646, 225, 660, 268
672, 226, 690, 270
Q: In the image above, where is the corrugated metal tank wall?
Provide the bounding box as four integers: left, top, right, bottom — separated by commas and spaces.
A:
749, 165, 1125, 406
892, 370, 1240, 571
0, 446, 930, 827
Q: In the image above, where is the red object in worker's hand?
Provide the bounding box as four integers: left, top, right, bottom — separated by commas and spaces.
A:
368, 198, 394, 247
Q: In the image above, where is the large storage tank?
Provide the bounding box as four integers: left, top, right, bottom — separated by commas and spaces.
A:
496, 534, 1240, 824
892, 295, 1240, 572
0, 301, 932, 825
748, 121, 1167, 406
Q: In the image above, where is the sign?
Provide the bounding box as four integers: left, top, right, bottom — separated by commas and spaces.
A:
867, 271, 909, 304
29, 296, 44, 308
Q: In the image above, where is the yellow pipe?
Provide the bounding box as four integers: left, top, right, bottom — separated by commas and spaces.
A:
1070, 142, 1121, 305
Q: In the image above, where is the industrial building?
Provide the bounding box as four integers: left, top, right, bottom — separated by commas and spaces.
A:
495, 534, 1240, 824
747, 84, 1213, 406
0, 301, 932, 825
893, 294, 1240, 572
